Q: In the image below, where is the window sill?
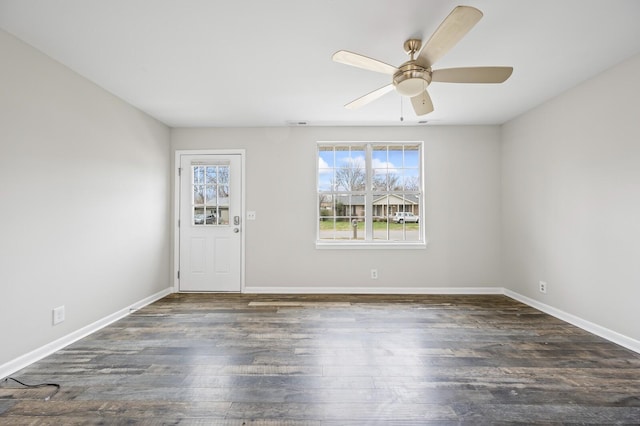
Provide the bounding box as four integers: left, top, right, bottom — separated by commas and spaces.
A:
315, 240, 428, 250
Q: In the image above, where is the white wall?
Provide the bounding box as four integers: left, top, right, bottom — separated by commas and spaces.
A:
502, 53, 640, 341
0, 30, 171, 367
172, 125, 502, 291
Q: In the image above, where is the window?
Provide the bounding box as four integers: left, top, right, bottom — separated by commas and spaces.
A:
191, 163, 230, 226
317, 142, 424, 247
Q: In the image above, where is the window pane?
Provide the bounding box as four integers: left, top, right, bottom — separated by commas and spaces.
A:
318, 167, 334, 192
193, 185, 204, 205
218, 185, 230, 225
372, 169, 387, 191
373, 194, 390, 241
388, 145, 404, 167
372, 145, 388, 165
402, 171, 420, 191
351, 218, 365, 240
218, 185, 229, 199
319, 217, 337, 240
334, 194, 348, 218
318, 147, 335, 168
203, 208, 217, 225
319, 183, 333, 237
205, 186, 216, 204
193, 206, 205, 226
403, 145, 420, 167
372, 194, 389, 221
205, 166, 217, 184
218, 166, 229, 184
218, 208, 229, 225
319, 196, 332, 222
194, 166, 205, 184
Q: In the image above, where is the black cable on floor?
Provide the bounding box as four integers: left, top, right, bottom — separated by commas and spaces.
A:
2, 377, 60, 401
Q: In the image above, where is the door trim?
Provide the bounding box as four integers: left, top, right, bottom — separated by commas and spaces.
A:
173, 149, 246, 293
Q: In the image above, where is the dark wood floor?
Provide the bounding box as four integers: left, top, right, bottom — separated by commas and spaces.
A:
2, 293, 640, 425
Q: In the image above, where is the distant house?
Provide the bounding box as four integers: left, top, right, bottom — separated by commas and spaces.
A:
320, 194, 420, 220
373, 194, 420, 218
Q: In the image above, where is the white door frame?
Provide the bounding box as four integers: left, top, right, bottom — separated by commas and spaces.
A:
173, 149, 246, 292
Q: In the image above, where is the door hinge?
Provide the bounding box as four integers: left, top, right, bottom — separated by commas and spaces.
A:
177, 270, 180, 279
178, 219, 180, 228
178, 167, 182, 176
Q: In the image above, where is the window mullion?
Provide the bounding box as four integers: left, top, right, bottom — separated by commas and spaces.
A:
365, 143, 373, 240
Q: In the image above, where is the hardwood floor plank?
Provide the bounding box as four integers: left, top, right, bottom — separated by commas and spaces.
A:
453, 402, 640, 424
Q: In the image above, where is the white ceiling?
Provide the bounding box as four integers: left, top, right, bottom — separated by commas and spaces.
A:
1, 0, 640, 127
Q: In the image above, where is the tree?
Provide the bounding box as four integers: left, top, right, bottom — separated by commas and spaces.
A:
373, 173, 401, 191
403, 176, 420, 191
333, 159, 365, 191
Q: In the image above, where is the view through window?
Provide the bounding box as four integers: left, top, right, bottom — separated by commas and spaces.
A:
317, 142, 424, 245
191, 164, 230, 226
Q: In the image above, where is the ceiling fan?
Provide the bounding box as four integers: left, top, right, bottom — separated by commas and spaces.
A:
332, 5, 513, 116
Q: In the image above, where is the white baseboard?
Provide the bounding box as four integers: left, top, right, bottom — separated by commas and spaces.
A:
504, 289, 640, 354
0, 287, 173, 379
243, 286, 505, 295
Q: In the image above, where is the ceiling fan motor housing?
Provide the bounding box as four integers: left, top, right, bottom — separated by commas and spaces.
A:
393, 61, 432, 97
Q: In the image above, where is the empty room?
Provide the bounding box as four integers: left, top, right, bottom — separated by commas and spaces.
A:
1, 0, 639, 424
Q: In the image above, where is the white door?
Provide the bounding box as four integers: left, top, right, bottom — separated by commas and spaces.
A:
179, 154, 242, 292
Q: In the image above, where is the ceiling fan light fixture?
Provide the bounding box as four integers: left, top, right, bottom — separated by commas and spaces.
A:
393, 63, 432, 97
394, 76, 426, 97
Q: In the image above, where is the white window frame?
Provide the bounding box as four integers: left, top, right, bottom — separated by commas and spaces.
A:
316, 141, 427, 249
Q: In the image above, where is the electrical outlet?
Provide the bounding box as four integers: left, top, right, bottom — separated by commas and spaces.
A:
371, 269, 378, 279
539, 281, 547, 294
53, 306, 65, 325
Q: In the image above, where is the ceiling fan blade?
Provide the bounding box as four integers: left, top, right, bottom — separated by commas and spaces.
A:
432, 67, 513, 83
345, 84, 395, 110
417, 6, 483, 67
411, 90, 434, 116
332, 50, 398, 75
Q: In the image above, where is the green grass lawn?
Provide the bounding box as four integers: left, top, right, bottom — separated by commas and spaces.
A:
319, 220, 419, 231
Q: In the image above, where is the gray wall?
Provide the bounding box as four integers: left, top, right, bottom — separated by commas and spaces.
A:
172, 125, 503, 291
0, 29, 172, 366
501, 53, 640, 341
